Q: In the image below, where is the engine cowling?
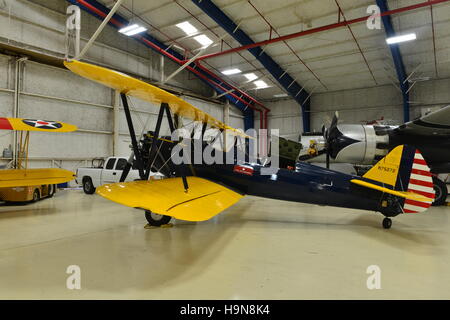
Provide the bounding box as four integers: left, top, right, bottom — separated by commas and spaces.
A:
329, 124, 393, 164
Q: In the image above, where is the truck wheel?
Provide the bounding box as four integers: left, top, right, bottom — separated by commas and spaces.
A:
145, 210, 171, 226
32, 189, 40, 202
47, 184, 56, 198
82, 177, 96, 195
432, 177, 448, 206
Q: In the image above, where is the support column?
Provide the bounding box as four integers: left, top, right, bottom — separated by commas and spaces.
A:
12, 58, 26, 168
112, 90, 120, 156
160, 55, 165, 83
223, 101, 230, 126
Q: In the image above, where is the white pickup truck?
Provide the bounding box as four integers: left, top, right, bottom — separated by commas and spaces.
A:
76, 157, 162, 194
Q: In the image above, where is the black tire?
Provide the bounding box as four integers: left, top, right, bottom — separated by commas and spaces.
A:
145, 210, 171, 227
47, 184, 56, 198
432, 177, 448, 206
82, 177, 96, 195
382, 217, 392, 229
32, 189, 40, 203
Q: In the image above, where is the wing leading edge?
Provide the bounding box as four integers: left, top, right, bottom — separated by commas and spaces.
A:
96, 177, 244, 221
398, 105, 450, 135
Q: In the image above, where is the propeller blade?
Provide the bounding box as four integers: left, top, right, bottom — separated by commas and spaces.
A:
119, 162, 132, 182
120, 151, 135, 182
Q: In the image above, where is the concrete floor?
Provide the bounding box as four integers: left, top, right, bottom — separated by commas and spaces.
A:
0, 189, 449, 300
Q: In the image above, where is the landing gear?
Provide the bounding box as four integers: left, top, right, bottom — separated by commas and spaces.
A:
432, 177, 448, 206
382, 217, 392, 229
145, 210, 171, 227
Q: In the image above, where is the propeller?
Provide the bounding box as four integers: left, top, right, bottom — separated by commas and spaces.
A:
323, 111, 340, 169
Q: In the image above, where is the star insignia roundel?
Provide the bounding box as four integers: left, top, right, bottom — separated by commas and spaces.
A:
22, 119, 63, 130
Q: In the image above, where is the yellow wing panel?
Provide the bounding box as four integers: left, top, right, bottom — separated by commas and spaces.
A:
96, 177, 243, 221
350, 179, 433, 202
0, 118, 77, 132
64, 60, 248, 138
0, 168, 75, 188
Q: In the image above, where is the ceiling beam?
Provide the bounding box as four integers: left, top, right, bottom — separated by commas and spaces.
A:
376, 0, 410, 122
195, 0, 450, 62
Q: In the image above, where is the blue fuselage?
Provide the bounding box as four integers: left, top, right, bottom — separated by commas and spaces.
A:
193, 162, 397, 217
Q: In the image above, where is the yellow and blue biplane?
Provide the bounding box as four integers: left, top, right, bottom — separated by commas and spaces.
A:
65, 60, 435, 229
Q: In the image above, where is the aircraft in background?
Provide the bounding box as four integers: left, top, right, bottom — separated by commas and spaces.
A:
65, 60, 436, 229
306, 107, 450, 206
0, 118, 77, 202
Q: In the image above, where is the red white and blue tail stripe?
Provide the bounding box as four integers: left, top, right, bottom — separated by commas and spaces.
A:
403, 150, 435, 213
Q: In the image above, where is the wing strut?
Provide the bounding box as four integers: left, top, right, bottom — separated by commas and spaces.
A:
144, 103, 166, 180
120, 93, 145, 180
163, 104, 189, 192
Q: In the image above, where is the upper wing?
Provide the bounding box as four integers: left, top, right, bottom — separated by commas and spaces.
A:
64, 60, 249, 139
397, 105, 450, 136
96, 176, 243, 222
0, 168, 75, 188
0, 118, 77, 132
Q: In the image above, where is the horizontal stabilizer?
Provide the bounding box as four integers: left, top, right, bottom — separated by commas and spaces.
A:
350, 179, 432, 203
0, 118, 77, 132
0, 168, 75, 188
96, 177, 243, 222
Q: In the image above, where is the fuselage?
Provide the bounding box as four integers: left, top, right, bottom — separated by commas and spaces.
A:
193, 161, 396, 217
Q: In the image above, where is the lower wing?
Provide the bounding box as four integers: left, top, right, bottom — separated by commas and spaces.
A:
0, 168, 75, 187
96, 176, 244, 222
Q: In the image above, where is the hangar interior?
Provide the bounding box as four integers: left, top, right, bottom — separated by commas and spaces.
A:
0, 0, 449, 299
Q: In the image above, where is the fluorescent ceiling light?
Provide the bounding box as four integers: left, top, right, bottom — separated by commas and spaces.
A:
386, 33, 416, 45
119, 24, 147, 36
194, 34, 213, 47
244, 73, 258, 81
222, 68, 241, 75
176, 21, 198, 36
254, 80, 269, 89
274, 93, 289, 98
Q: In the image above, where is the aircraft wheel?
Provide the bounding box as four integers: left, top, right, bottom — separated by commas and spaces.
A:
82, 177, 96, 195
432, 177, 448, 206
382, 217, 392, 229
145, 210, 171, 227
32, 189, 40, 203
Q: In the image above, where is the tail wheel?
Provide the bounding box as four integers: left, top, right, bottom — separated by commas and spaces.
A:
32, 189, 40, 202
82, 177, 96, 195
432, 177, 448, 206
382, 217, 392, 229
145, 210, 171, 227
